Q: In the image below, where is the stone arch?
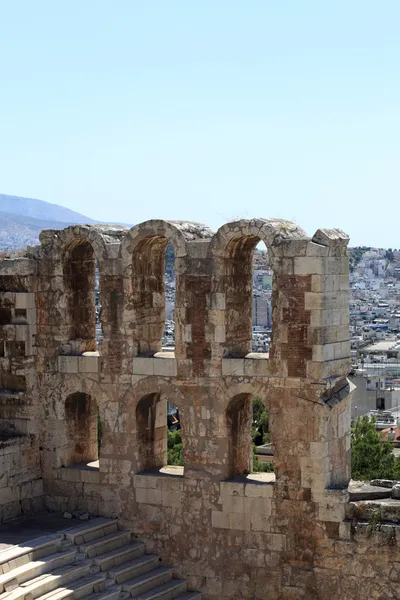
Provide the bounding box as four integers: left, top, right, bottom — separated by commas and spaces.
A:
226, 393, 253, 477
63, 238, 97, 350
121, 220, 213, 357
220, 380, 275, 479
121, 376, 187, 474
209, 219, 308, 358
39, 225, 124, 355
63, 391, 98, 467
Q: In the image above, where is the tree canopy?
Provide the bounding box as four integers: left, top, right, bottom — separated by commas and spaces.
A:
351, 414, 400, 480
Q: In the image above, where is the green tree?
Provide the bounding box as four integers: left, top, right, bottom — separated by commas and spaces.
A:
385, 248, 394, 262
351, 415, 400, 480
252, 397, 270, 445
252, 398, 274, 472
167, 429, 184, 466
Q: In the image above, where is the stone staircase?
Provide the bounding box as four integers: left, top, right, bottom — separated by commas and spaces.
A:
0, 518, 201, 600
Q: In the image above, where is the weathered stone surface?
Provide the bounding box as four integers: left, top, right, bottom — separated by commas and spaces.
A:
371, 478, 398, 488
0, 217, 378, 600
348, 480, 392, 501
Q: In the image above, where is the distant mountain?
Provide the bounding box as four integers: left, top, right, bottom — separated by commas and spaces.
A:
0, 194, 97, 252
0, 194, 96, 225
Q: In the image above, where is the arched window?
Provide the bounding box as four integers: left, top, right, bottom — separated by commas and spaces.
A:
64, 392, 98, 466
223, 235, 274, 358
163, 244, 175, 350
226, 394, 274, 481
136, 393, 183, 474
252, 241, 273, 354
63, 240, 98, 353
132, 237, 176, 356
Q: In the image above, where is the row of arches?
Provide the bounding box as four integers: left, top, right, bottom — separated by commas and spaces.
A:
51, 218, 302, 358
63, 391, 274, 480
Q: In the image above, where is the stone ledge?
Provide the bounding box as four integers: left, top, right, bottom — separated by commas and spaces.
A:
132, 353, 177, 376
59, 461, 100, 484
57, 353, 100, 374
222, 354, 271, 377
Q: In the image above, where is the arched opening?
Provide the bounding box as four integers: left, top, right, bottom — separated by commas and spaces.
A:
223, 235, 274, 358
64, 392, 98, 466
132, 236, 176, 356
163, 244, 175, 350
63, 240, 98, 353
226, 394, 274, 481
136, 393, 183, 474
252, 241, 273, 354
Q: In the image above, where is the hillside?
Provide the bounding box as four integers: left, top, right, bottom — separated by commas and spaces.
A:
0, 194, 96, 252
0, 194, 96, 225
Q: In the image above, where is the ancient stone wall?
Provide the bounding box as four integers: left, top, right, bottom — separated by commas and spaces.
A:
0, 256, 43, 520
0, 218, 386, 600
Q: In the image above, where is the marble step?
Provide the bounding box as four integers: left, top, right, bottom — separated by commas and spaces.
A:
79, 534, 131, 559
108, 556, 159, 585
135, 580, 187, 600
122, 568, 174, 598
79, 585, 121, 600
64, 521, 119, 547
0, 551, 76, 593
0, 536, 64, 575
35, 574, 108, 600
94, 544, 145, 573
1, 561, 92, 600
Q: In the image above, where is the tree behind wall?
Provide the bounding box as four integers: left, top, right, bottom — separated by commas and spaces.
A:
351, 414, 400, 480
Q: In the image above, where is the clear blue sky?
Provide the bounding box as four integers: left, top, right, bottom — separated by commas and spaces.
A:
0, 1, 399, 247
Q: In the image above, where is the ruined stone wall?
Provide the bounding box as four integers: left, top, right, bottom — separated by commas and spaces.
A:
0, 256, 44, 520
0, 218, 389, 600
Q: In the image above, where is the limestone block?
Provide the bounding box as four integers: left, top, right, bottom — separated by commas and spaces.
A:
250, 513, 271, 532
32, 479, 43, 497
153, 356, 177, 377
318, 501, 346, 523
134, 474, 159, 489
0, 486, 20, 505
211, 293, 226, 310
244, 354, 271, 377
132, 357, 154, 376
244, 483, 274, 498
293, 257, 324, 275
306, 242, 329, 257
211, 510, 229, 529
220, 481, 245, 499
161, 490, 181, 508
221, 494, 245, 513
221, 358, 245, 376
57, 356, 79, 374
228, 511, 250, 531
78, 355, 100, 374
26, 309, 37, 325
15, 294, 35, 310
214, 325, 226, 343
135, 487, 162, 505
60, 468, 82, 483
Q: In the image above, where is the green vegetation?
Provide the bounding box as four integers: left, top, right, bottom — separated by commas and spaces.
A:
252, 397, 274, 472
385, 248, 395, 262
348, 246, 371, 273
167, 429, 184, 466
351, 414, 400, 480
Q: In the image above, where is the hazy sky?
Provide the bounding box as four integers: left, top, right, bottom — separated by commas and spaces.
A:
0, 1, 399, 247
